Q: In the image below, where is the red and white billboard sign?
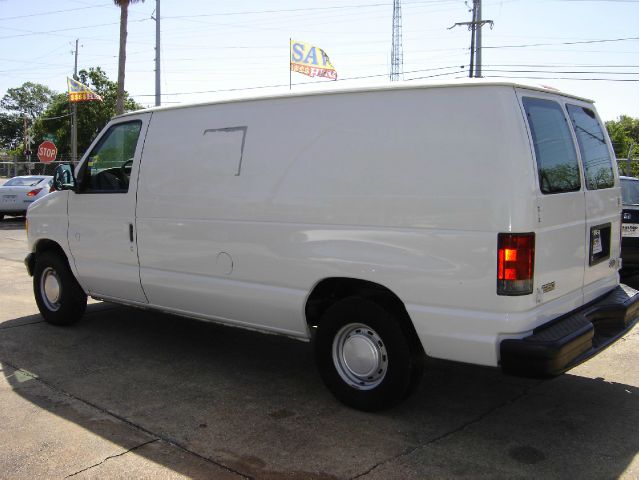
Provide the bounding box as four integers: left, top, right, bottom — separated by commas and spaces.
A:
37, 141, 57, 163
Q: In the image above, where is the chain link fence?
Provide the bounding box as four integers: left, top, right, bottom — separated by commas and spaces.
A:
618, 158, 639, 178
2, 155, 639, 180
1, 155, 75, 178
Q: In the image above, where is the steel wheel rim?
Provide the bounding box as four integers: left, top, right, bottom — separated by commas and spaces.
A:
332, 323, 388, 390
40, 267, 61, 311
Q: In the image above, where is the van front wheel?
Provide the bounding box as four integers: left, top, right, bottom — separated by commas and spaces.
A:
33, 251, 87, 325
315, 297, 421, 411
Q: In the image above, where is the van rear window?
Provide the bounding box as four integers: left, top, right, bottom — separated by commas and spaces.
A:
523, 97, 580, 195
621, 178, 639, 205
566, 104, 614, 190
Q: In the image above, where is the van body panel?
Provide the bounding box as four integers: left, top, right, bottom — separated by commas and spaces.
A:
26, 190, 85, 281
136, 86, 538, 335
408, 284, 586, 365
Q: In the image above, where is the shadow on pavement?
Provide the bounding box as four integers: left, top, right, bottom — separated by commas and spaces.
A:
0, 217, 26, 231
1, 304, 638, 479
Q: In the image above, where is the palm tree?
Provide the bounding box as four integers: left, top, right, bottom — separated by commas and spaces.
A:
113, 0, 144, 115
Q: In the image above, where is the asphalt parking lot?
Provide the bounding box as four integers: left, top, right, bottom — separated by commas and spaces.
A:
1, 216, 638, 479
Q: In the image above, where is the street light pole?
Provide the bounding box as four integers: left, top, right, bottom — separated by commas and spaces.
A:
72, 38, 79, 165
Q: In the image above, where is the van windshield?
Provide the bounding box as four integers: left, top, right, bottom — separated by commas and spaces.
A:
621, 179, 639, 205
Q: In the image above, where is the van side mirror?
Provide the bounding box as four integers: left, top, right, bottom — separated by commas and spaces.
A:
52, 164, 76, 192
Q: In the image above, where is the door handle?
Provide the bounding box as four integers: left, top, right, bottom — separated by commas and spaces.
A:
129, 223, 134, 242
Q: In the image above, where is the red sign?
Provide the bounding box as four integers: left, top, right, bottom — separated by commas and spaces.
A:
37, 141, 57, 163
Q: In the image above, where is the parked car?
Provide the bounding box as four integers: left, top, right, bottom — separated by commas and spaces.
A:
25, 81, 639, 411
620, 176, 639, 271
0, 175, 53, 220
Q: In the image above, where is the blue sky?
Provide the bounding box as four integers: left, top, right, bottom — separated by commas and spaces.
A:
0, 0, 637, 121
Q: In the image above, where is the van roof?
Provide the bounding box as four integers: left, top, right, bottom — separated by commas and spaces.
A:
119, 78, 594, 117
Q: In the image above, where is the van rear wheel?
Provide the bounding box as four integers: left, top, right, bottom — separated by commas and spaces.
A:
33, 251, 87, 326
315, 297, 422, 411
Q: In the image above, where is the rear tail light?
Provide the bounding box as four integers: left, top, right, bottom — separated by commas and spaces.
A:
26, 188, 43, 197
497, 233, 535, 296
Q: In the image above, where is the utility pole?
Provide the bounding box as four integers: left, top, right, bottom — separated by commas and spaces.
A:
475, 0, 482, 77
153, 0, 161, 106
468, 3, 476, 78
449, 0, 493, 78
71, 38, 79, 165
390, 0, 403, 81
23, 115, 29, 174
23, 115, 27, 156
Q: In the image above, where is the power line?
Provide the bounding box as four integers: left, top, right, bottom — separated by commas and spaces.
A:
483, 75, 639, 81
0, 4, 111, 21
484, 64, 639, 67
483, 36, 639, 49
482, 69, 639, 74
0, 18, 149, 40
158, 1, 460, 20
130, 66, 465, 98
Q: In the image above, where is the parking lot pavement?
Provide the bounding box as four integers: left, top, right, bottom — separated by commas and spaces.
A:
1, 217, 638, 479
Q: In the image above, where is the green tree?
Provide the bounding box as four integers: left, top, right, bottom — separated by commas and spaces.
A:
0, 82, 56, 152
607, 116, 639, 176
32, 67, 142, 158
113, 0, 145, 115
0, 113, 24, 151
606, 116, 639, 158
1, 82, 56, 119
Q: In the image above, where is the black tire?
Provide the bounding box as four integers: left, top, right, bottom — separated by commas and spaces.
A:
33, 251, 87, 325
315, 296, 423, 411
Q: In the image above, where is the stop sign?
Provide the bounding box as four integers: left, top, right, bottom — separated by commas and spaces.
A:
37, 140, 57, 163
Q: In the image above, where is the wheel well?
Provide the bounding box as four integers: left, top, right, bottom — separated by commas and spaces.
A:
35, 240, 69, 263
305, 277, 424, 354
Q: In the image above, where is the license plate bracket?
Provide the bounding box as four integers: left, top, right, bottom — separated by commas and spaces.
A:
622, 223, 639, 237
589, 223, 611, 266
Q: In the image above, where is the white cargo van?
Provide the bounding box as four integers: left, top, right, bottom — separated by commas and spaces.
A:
25, 81, 639, 410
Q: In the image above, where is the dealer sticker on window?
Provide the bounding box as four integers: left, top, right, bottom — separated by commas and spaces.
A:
592, 229, 603, 254
622, 223, 639, 237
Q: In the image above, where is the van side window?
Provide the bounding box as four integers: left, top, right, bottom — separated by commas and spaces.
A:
79, 121, 142, 193
566, 104, 614, 190
523, 97, 580, 195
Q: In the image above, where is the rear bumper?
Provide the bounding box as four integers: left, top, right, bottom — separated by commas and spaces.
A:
500, 284, 639, 376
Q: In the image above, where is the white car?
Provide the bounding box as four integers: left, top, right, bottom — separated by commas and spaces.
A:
0, 175, 53, 220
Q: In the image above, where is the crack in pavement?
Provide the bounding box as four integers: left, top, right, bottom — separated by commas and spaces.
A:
0, 320, 45, 330
350, 380, 545, 480
64, 439, 159, 478
1, 359, 252, 480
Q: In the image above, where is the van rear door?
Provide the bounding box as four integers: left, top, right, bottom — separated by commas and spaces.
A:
565, 103, 620, 301
520, 94, 586, 306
